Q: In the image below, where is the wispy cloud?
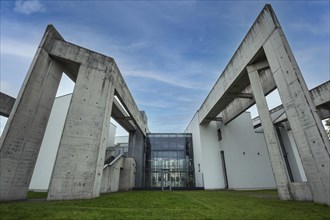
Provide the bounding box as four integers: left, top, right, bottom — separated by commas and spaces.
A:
14, 0, 45, 15
1, 38, 37, 58
124, 70, 206, 90
137, 100, 173, 109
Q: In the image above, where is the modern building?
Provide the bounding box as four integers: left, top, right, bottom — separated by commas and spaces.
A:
0, 4, 329, 205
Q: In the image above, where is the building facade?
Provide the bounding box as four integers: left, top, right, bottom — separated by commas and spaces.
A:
145, 133, 195, 188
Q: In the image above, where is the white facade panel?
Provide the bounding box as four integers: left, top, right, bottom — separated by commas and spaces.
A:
219, 112, 276, 189
29, 94, 72, 191
185, 113, 204, 187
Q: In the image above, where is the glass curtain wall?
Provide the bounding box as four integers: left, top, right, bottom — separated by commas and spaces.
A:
145, 133, 195, 188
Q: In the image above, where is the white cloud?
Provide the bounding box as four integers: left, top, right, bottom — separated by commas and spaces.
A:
1, 38, 37, 58
14, 0, 45, 15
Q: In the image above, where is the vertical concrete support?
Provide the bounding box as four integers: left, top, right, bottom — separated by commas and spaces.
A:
264, 28, 330, 205
48, 64, 115, 200
119, 158, 136, 191
247, 65, 293, 200
128, 129, 145, 188
0, 50, 63, 201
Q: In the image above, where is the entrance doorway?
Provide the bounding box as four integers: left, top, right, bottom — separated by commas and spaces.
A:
220, 151, 228, 189
161, 169, 172, 191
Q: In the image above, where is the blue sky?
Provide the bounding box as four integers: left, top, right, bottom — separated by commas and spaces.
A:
1, 0, 329, 135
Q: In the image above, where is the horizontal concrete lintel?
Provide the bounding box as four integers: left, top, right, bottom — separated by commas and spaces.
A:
227, 92, 254, 99
0, 92, 15, 117
199, 5, 278, 124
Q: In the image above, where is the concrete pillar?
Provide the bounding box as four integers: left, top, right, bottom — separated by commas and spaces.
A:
128, 129, 145, 188
0, 50, 63, 201
247, 65, 293, 200
264, 28, 330, 205
47, 64, 115, 200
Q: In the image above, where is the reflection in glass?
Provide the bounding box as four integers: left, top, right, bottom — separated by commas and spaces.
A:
145, 133, 194, 188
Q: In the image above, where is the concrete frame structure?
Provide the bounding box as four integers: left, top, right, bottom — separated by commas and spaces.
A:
187, 5, 329, 205
0, 4, 329, 206
0, 25, 147, 201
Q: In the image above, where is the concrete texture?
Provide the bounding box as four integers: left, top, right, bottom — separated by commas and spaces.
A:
198, 5, 277, 124
264, 27, 330, 205
119, 158, 136, 191
0, 26, 65, 201
128, 129, 145, 188
101, 156, 135, 193
188, 4, 329, 205
101, 155, 124, 193
247, 64, 292, 200
1, 25, 148, 201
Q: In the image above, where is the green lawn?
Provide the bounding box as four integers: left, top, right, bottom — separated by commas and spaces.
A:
0, 190, 329, 219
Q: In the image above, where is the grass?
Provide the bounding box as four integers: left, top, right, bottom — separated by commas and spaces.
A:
0, 190, 329, 219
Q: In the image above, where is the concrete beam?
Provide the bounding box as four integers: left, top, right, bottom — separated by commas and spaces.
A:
252, 81, 330, 127
48, 63, 115, 200
222, 68, 276, 124
111, 97, 136, 132
0, 92, 15, 117
198, 4, 278, 124
247, 64, 293, 200
49, 39, 147, 136
310, 81, 330, 110
0, 26, 65, 200
264, 27, 330, 205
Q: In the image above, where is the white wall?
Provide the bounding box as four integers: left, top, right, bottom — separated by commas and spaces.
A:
219, 112, 276, 189
115, 136, 129, 144
185, 112, 204, 187
29, 94, 72, 191
185, 111, 278, 190
199, 121, 224, 189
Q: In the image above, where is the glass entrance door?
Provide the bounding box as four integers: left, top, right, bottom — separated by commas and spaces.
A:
161, 169, 171, 190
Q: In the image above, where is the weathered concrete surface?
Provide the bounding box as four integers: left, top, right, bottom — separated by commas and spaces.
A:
222, 68, 275, 124
47, 63, 115, 200
264, 27, 330, 205
128, 129, 145, 188
310, 81, 330, 111
100, 156, 135, 193
119, 158, 136, 191
1, 25, 148, 201
49, 39, 147, 136
194, 4, 329, 205
0, 26, 65, 201
252, 81, 330, 126
247, 64, 292, 200
101, 155, 124, 193
290, 182, 313, 201
198, 5, 278, 124
112, 97, 136, 132
0, 93, 15, 117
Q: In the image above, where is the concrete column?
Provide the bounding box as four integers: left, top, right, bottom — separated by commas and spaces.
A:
48, 64, 115, 200
247, 65, 293, 200
264, 28, 330, 205
128, 129, 145, 188
0, 50, 63, 201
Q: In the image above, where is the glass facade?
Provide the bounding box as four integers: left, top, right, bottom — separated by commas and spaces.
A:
145, 133, 195, 188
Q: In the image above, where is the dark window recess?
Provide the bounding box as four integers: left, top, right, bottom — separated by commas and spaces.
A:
217, 129, 222, 141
